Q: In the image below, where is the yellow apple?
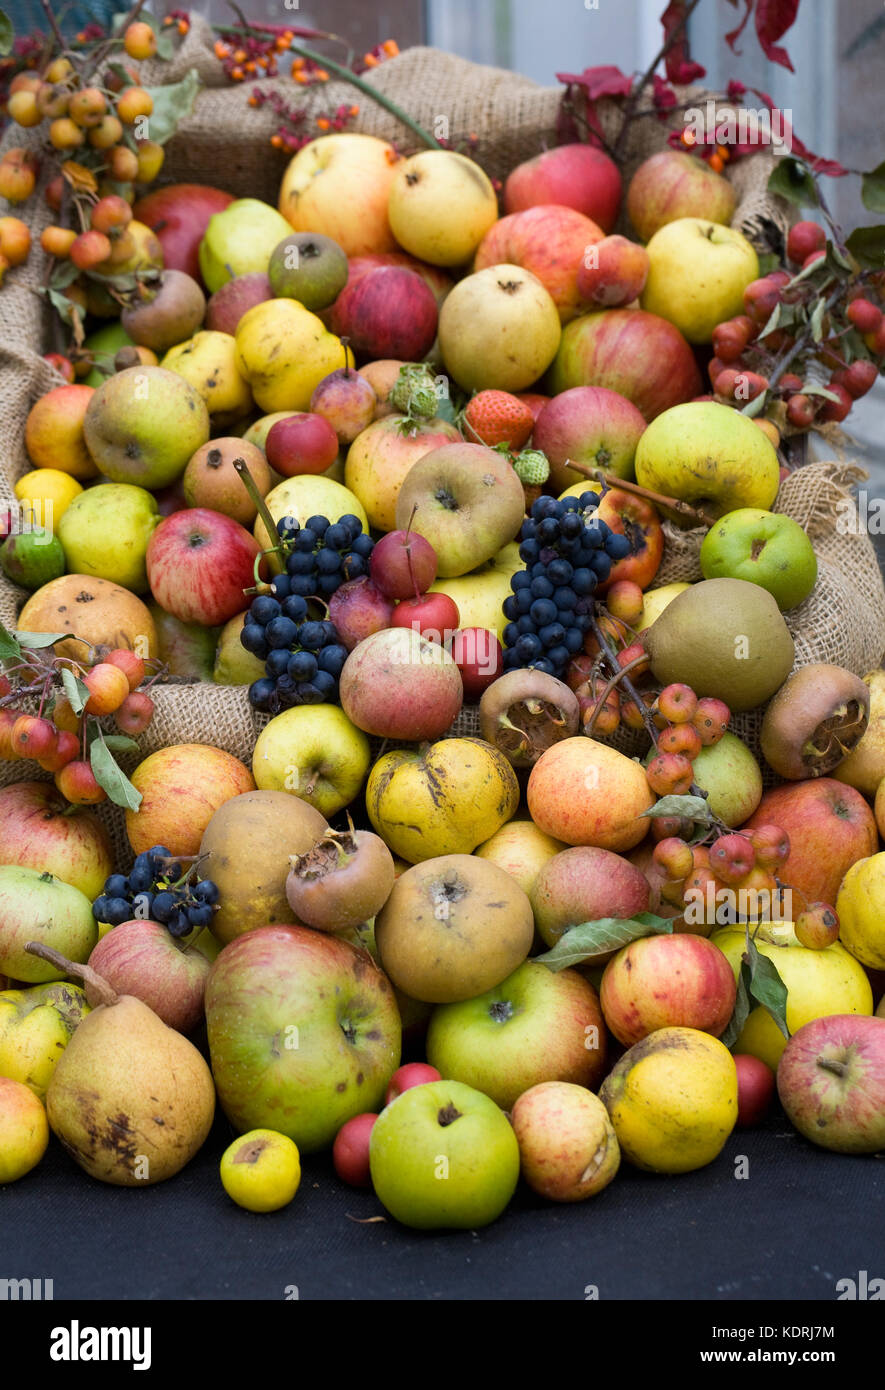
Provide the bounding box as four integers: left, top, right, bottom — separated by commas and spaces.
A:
558, 480, 603, 504
641, 218, 759, 344
278, 133, 401, 257
235, 299, 354, 413
439, 264, 562, 393
252, 704, 370, 818
428, 542, 521, 640
474, 819, 567, 897
344, 414, 461, 533
835, 670, 885, 797
387, 150, 498, 266
836, 852, 885, 970
636, 581, 692, 632
163, 331, 252, 427
57, 482, 160, 593
634, 401, 779, 518
710, 922, 873, 1070
254, 475, 368, 552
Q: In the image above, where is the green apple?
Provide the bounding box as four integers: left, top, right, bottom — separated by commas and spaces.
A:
640, 218, 759, 344
700, 508, 817, 611
690, 731, 763, 827
252, 703, 370, 817
0, 867, 96, 983
634, 401, 779, 518
83, 366, 210, 490
81, 321, 136, 388
58, 483, 160, 593
198, 198, 294, 293
369, 1079, 519, 1229
428, 542, 521, 640
710, 922, 873, 1070
0, 530, 65, 590
425, 959, 608, 1110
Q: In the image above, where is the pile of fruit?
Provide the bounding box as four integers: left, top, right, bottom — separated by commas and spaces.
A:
2, 37, 885, 1230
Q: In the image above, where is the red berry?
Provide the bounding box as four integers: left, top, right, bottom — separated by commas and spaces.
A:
104, 647, 147, 691
840, 360, 878, 400
786, 393, 816, 428
745, 823, 791, 870
786, 220, 826, 265
847, 299, 883, 335
114, 691, 155, 735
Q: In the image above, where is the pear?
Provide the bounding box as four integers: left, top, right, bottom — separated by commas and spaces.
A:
26, 943, 215, 1186
642, 577, 794, 713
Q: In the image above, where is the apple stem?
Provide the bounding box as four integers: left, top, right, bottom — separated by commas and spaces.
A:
232, 457, 285, 576
566, 461, 717, 529
817, 1057, 849, 1078
24, 941, 118, 1007
304, 769, 320, 797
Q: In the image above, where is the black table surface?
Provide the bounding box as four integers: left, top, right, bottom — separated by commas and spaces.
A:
4, 1101, 882, 1302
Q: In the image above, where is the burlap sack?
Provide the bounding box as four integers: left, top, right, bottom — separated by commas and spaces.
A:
0, 30, 877, 859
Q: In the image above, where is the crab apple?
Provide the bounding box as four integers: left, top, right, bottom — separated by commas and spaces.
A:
846, 299, 882, 335
709, 833, 756, 886
566, 652, 594, 692
582, 691, 621, 735
41, 225, 77, 258
0, 217, 30, 266
83, 662, 130, 716
391, 592, 459, 643
68, 87, 106, 128
448, 628, 503, 699
820, 382, 852, 423
707, 355, 729, 388
90, 195, 132, 234
52, 697, 81, 735
786, 221, 826, 265
657, 723, 702, 759
734, 1054, 776, 1127
36, 83, 69, 118
646, 751, 693, 796
70, 230, 112, 271
54, 760, 107, 805
385, 1062, 442, 1106
660, 877, 688, 907
802, 250, 826, 270
332, 1113, 377, 1188
653, 836, 694, 880
786, 393, 816, 429
605, 580, 643, 626
124, 21, 157, 59
692, 697, 730, 746
657, 683, 698, 724
742, 272, 788, 326
116, 87, 153, 123
712, 315, 755, 362
88, 114, 124, 149
369, 527, 438, 600
778, 373, 804, 395
44, 176, 64, 211
37, 729, 80, 773
835, 360, 878, 400
51, 117, 89, 151
265, 413, 340, 477
0, 709, 22, 758
102, 647, 147, 691
617, 641, 650, 677
0, 150, 38, 203
114, 691, 155, 735
795, 902, 840, 950
136, 142, 164, 184
867, 320, 885, 357
744, 823, 790, 871
107, 145, 139, 182
652, 815, 692, 842
11, 716, 58, 760
621, 694, 652, 731
7, 89, 41, 127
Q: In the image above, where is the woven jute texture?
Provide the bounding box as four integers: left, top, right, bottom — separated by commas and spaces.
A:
0, 31, 876, 857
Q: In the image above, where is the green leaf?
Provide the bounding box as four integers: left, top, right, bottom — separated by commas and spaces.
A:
757, 252, 781, 276
757, 300, 781, 340
0, 9, 13, 56
861, 161, 885, 214
16, 631, 67, 648
826, 241, 855, 273
746, 936, 790, 1038
535, 913, 674, 972
810, 297, 827, 343
739, 393, 767, 419
804, 384, 842, 403
143, 68, 201, 146
767, 158, 819, 208
434, 393, 457, 425
90, 736, 142, 811
101, 734, 140, 752
49, 259, 81, 291
720, 966, 751, 1051
0, 622, 22, 663
640, 794, 711, 823
60, 667, 89, 715
45, 287, 85, 332
846, 225, 885, 270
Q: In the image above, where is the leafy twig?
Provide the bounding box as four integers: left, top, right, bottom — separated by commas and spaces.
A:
612, 0, 704, 161
766, 281, 847, 393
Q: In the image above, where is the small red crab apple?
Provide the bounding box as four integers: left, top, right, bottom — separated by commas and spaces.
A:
656, 682, 698, 724
104, 648, 147, 692
54, 760, 107, 806
646, 751, 693, 796
11, 715, 58, 760
37, 729, 80, 773
582, 689, 621, 735
657, 723, 702, 759
605, 580, 643, 626
744, 823, 790, 871
786, 221, 826, 266
795, 902, 840, 950
114, 691, 155, 735
83, 663, 130, 716
691, 697, 730, 746
386, 1063, 443, 1106
708, 833, 756, 886
333, 1113, 378, 1188
652, 837, 694, 880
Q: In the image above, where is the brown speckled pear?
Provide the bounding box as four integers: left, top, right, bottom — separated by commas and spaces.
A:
26, 942, 215, 1187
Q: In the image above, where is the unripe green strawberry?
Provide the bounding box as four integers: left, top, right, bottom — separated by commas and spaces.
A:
390, 365, 439, 420
513, 449, 550, 485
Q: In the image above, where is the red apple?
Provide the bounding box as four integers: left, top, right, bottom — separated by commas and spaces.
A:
339, 250, 452, 305
743, 779, 878, 909
385, 1062, 442, 1106
626, 151, 737, 243
532, 385, 647, 492
576, 234, 649, 307
310, 367, 377, 444
265, 413, 340, 476
516, 391, 550, 422
548, 308, 702, 421
504, 144, 622, 234
530, 844, 651, 948
133, 183, 235, 285
595, 489, 664, 592
332, 1112, 378, 1187
734, 1053, 776, 1127
600, 933, 737, 1046
448, 628, 504, 699
330, 265, 438, 361
205, 272, 273, 335
327, 577, 395, 652
87, 920, 211, 1033
369, 527, 438, 600
474, 204, 604, 323
391, 592, 459, 644
0, 780, 112, 900
777, 1014, 885, 1153
145, 508, 261, 627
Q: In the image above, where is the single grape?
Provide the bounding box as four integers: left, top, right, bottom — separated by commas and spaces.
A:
547, 558, 573, 585
276, 515, 300, 538
537, 517, 560, 544
294, 529, 318, 553
167, 910, 192, 939
105, 897, 131, 927
275, 674, 301, 704
313, 670, 337, 700
582, 520, 608, 549
515, 589, 533, 614
193, 879, 220, 905
530, 598, 558, 626
516, 615, 536, 635
317, 572, 341, 597
350, 533, 374, 558
187, 903, 214, 930
530, 575, 554, 599
299, 621, 326, 651
519, 538, 539, 563
265, 616, 301, 650
515, 633, 543, 662
298, 683, 324, 704
605, 532, 632, 561
289, 650, 318, 682
281, 595, 309, 623
270, 574, 291, 600
511, 571, 531, 591
590, 552, 611, 582
316, 547, 341, 575
104, 873, 129, 899
287, 550, 316, 575
305, 515, 329, 537
572, 568, 595, 595
250, 595, 280, 626
288, 575, 315, 598
502, 621, 521, 647
152, 891, 177, 923
533, 657, 555, 675
531, 496, 558, 521
92, 894, 110, 922
248, 677, 276, 711
318, 644, 348, 677
128, 862, 154, 894
539, 621, 566, 648
565, 627, 584, 654
560, 513, 582, 539
265, 649, 291, 679
325, 522, 349, 550
240, 624, 268, 657
547, 644, 569, 670
338, 513, 365, 539
341, 553, 365, 580
553, 586, 576, 611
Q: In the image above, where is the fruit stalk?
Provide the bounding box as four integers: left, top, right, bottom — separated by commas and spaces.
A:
24, 941, 118, 1007
232, 456, 284, 576
565, 459, 717, 528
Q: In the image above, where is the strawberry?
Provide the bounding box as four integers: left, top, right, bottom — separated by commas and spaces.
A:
463, 390, 534, 449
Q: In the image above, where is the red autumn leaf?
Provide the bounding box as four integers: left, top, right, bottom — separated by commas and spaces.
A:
747, 86, 850, 176
652, 73, 678, 116
755, 0, 800, 71
660, 1, 706, 85
725, 0, 754, 54
555, 65, 633, 99
727, 79, 747, 100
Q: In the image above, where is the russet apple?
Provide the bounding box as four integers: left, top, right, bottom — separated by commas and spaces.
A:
641, 218, 759, 344
439, 264, 561, 393
278, 133, 401, 257
627, 151, 737, 243
344, 414, 461, 534
505, 143, 622, 232
548, 308, 702, 421
527, 737, 655, 851
744, 778, 878, 909
600, 933, 737, 1046
474, 204, 604, 323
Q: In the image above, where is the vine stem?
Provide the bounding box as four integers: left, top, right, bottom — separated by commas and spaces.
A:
232, 457, 284, 576
611, 0, 705, 162
24, 942, 118, 1007
584, 651, 650, 736
588, 609, 659, 748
